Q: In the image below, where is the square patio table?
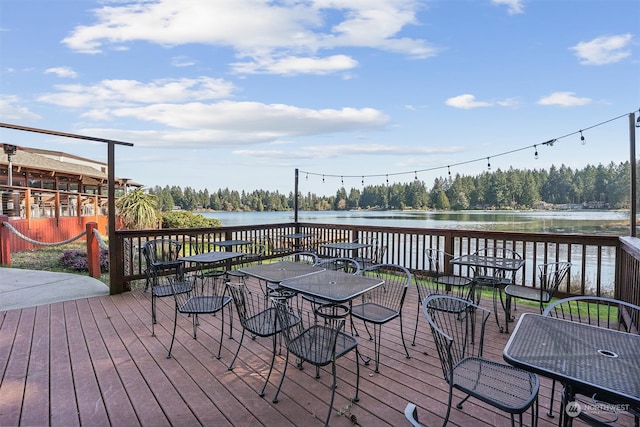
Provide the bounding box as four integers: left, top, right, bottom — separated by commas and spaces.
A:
213, 239, 252, 252
239, 260, 324, 283
504, 313, 640, 425
320, 242, 371, 259
279, 269, 384, 304
451, 253, 525, 333
179, 251, 244, 276
281, 233, 313, 251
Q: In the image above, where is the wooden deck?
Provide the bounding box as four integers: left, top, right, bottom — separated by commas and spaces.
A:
0, 276, 622, 426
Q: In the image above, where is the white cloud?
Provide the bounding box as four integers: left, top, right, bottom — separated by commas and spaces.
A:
0, 95, 42, 121
491, 0, 525, 15
233, 143, 463, 159
445, 94, 492, 109
61, 0, 437, 75
571, 34, 633, 65
37, 77, 236, 107
67, 101, 389, 149
537, 91, 592, 107
231, 54, 358, 75
44, 66, 78, 78
171, 56, 196, 67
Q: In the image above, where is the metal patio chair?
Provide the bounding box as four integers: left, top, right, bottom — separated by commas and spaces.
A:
504, 261, 571, 321
142, 238, 192, 336
409, 294, 539, 427
350, 263, 412, 372
226, 281, 294, 397
412, 249, 475, 348
271, 298, 360, 427
166, 264, 232, 359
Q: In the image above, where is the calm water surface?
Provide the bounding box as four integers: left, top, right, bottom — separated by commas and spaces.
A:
201, 210, 631, 235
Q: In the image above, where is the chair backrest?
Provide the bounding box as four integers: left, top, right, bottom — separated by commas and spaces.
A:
314, 257, 361, 275
423, 294, 490, 382
543, 296, 640, 334
279, 251, 318, 265
142, 238, 182, 266
272, 298, 348, 364
538, 261, 571, 298
418, 249, 467, 300
353, 237, 378, 261
360, 263, 412, 312
226, 281, 275, 334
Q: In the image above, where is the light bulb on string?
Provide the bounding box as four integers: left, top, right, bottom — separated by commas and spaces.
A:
341, 176, 344, 185
487, 157, 491, 170
534, 145, 539, 159
322, 175, 325, 183
448, 166, 451, 176
361, 176, 364, 186
305, 173, 308, 180
414, 171, 418, 181
580, 130, 586, 145
386, 175, 389, 186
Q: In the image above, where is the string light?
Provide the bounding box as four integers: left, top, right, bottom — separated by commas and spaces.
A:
298, 110, 633, 184
305, 173, 308, 180
362, 176, 364, 186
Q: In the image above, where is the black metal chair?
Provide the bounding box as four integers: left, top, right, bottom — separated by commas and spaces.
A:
271, 298, 360, 427
410, 294, 539, 427
350, 263, 411, 372
473, 247, 523, 332
225, 281, 292, 397
142, 238, 192, 336
543, 296, 640, 425
505, 261, 571, 321
278, 251, 319, 265
412, 249, 475, 348
166, 264, 232, 359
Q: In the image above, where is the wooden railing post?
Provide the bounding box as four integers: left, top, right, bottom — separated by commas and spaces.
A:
0, 215, 10, 265
86, 222, 100, 278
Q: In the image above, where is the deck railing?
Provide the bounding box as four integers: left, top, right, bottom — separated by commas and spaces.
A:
112, 222, 625, 299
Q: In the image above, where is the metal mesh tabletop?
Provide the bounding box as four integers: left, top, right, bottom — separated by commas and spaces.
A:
239, 261, 324, 282
280, 269, 384, 303
504, 313, 640, 405
179, 251, 243, 263
451, 254, 525, 271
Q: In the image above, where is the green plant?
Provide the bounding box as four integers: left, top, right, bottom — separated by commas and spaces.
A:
160, 210, 221, 228
115, 188, 159, 229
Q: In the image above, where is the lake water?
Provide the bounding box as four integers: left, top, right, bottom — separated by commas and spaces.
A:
200, 210, 632, 235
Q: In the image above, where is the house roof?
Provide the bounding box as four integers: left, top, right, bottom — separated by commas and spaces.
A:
0, 144, 142, 187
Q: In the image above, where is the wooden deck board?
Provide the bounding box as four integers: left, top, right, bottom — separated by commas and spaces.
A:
0, 275, 630, 426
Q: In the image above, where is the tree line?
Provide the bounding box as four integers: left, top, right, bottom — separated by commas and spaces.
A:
148, 161, 633, 212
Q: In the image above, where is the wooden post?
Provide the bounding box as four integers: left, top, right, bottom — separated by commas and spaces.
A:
86, 222, 100, 278
0, 215, 10, 265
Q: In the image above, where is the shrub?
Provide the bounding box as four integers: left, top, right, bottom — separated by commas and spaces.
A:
161, 210, 221, 228
59, 249, 109, 273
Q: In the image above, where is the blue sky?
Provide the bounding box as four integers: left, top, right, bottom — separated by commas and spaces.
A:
1, 0, 638, 197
